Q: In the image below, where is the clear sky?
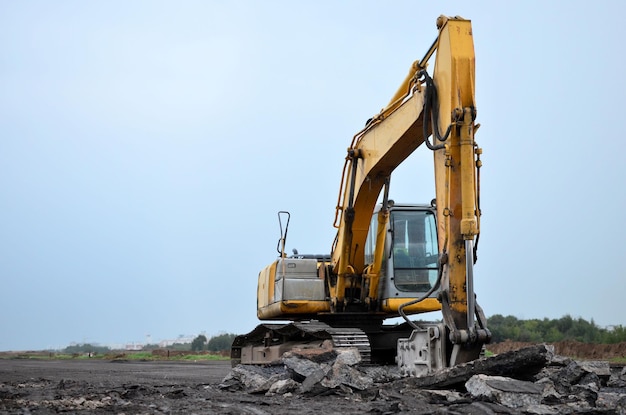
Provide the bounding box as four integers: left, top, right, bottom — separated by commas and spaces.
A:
1, 1, 625, 351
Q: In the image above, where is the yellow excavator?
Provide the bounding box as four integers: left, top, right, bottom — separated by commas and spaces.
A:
232, 15, 491, 376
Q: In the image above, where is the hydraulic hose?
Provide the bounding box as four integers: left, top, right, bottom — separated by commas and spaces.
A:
421, 70, 453, 151
398, 252, 446, 329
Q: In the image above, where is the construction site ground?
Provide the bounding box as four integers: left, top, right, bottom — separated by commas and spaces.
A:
2, 358, 386, 414
0, 341, 624, 414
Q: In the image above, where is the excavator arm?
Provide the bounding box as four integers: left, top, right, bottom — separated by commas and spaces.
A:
330, 15, 489, 364
330, 83, 428, 309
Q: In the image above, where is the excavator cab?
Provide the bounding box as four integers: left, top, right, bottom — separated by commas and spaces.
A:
364, 203, 442, 315
388, 206, 438, 294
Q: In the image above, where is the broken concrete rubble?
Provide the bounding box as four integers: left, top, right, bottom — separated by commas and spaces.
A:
266, 378, 300, 396
402, 343, 555, 389
320, 358, 373, 391
465, 374, 543, 408
219, 344, 626, 413
219, 363, 289, 394
608, 365, 626, 388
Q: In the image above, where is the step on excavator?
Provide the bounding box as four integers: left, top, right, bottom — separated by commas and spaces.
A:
232, 15, 491, 376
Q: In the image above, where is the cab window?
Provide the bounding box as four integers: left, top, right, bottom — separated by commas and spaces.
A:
391, 210, 438, 292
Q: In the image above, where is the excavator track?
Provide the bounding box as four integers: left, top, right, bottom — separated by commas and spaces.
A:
231, 321, 371, 366
297, 321, 371, 363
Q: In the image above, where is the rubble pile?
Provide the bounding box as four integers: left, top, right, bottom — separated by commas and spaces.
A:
219, 344, 626, 413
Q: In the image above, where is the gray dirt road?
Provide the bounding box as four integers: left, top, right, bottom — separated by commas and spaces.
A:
0, 358, 400, 414
0, 358, 231, 386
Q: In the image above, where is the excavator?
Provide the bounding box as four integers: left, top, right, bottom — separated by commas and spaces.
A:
232, 15, 491, 376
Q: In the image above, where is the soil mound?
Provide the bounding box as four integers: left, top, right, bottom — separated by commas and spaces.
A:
488, 340, 626, 360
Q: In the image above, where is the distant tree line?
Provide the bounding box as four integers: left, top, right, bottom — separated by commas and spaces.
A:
61, 333, 237, 354
190, 333, 237, 352
488, 314, 626, 344
62, 343, 111, 354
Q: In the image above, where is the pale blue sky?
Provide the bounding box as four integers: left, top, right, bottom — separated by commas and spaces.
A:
1, 1, 625, 350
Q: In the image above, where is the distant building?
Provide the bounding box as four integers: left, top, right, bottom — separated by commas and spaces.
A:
125, 343, 143, 351
157, 335, 195, 348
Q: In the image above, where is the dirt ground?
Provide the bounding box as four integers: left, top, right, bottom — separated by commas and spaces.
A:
488, 340, 626, 361
0, 358, 441, 414
1, 342, 625, 414
0, 359, 340, 414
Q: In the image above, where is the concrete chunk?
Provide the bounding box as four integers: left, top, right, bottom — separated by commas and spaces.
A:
321, 361, 372, 390
300, 366, 331, 395
283, 355, 324, 380
218, 365, 287, 393
577, 360, 611, 379
466, 374, 543, 408
334, 347, 361, 366
265, 378, 299, 396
